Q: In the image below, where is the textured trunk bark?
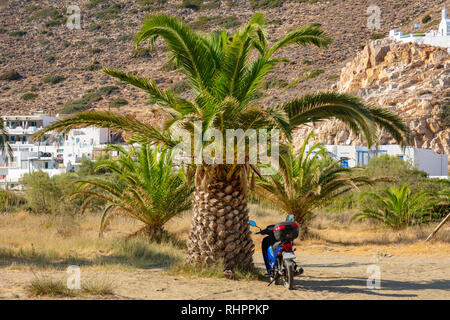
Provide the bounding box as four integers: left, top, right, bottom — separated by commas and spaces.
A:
186, 164, 254, 270
293, 215, 309, 240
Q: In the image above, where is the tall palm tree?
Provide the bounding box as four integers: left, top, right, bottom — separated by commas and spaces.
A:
254, 131, 391, 237
35, 13, 409, 269
71, 145, 193, 237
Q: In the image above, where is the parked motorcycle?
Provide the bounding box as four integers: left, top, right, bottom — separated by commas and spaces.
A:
249, 215, 303, 290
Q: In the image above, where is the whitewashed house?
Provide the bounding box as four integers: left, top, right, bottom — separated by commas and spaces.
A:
306, 144, 448, 178
389, 8, 450, 51
0, 113, 113, 189
439, 8, 450, 36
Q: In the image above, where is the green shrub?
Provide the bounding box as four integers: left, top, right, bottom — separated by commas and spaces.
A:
325, 155, 430, 214
60, 87, 116, 114
98, 85, 119, 95
328, 75, 340, 81
76, 154, 111, 177
365, 154, 427, 182
220, 16, 241, 29
0, 28, 6, 34
138, 0, 167, 5
269, 19, 282, 25
60, 100, 90, 114
308, 69, 324, 78
132, 47, 152, 58
95, 37, 109, 44
422, 13, 432, 24
45, 56, 55, 62
9, 30, 27, 37
21, 93, 38, 100
25, 5, 41, 12
438, 104, 449, 128
170, 80, 190, 94
110, 98, 128, 108
261, 77, 288, 89
370, 33, 385, 40
117, 34, 133, 41
20, 172, 82, 215
250, 0, 282, 9
82, 92, 102, 103
42, 75, 65, 84
93, 4, 122, 20
45, 18, 66, 27
181, 0, 204, 10
90, 47, 103, 54
85, 61, 102, 71
0, 190, 27, 213
89, 24, 101, 31
86, 0, 108, 9
27, 8, 62, 21
0, 70, 22, 81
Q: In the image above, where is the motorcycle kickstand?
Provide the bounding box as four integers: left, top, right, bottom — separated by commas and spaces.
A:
267, 275, 277, 286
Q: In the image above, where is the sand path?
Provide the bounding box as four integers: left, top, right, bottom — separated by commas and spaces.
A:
0, 253, 449, 300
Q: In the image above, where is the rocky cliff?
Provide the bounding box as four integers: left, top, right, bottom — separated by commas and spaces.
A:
0, 0, 448, 116
293, 39, 450, 158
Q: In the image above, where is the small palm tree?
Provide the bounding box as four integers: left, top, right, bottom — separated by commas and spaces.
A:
35, 13, 409, 269
351, 183, 434, 229
254, 132, 389, 237
71, 145, 193, 238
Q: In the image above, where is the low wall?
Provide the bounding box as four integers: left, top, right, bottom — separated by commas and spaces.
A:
390, 35, 450, 51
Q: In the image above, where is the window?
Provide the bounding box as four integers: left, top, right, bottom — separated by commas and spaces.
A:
44, 162, 49, 169
340, 157, 349, 168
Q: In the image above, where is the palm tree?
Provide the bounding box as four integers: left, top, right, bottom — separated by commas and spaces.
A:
71, 145, 193, 238
254, 131, 390, 237
35, 13, 409, 269
351, 183, 434, 229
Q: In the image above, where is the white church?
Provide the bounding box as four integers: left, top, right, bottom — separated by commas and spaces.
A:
389, 8, 450, 50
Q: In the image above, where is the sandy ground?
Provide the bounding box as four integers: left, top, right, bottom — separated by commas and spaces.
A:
1, 253, 449, 300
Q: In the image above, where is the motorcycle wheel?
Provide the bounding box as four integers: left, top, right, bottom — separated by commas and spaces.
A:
283, 260, 294, 290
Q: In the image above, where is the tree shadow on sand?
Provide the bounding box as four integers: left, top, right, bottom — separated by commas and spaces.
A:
0, 249, 181, 271
294, 276, 450, 297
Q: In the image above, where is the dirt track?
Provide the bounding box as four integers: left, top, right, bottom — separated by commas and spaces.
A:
1, 253, 449, 300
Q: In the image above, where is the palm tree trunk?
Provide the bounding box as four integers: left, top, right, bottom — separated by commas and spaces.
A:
294, 215, 309, 240
186, 164, 254, 270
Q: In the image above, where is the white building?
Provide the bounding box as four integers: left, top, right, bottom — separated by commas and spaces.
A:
439, 8, 450, 36
307, 144, 448, 178
389, 8, 450, 51
0, 113, 113, 189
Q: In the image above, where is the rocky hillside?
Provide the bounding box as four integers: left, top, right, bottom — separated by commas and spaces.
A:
0, 0, 448, 119
293, 39, 450, 158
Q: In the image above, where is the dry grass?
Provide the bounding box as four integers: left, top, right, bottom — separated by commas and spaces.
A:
168, 260, 264, 280
0, 212, 184, 271
1, 207, 449, 277
27, 273, 115, 297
